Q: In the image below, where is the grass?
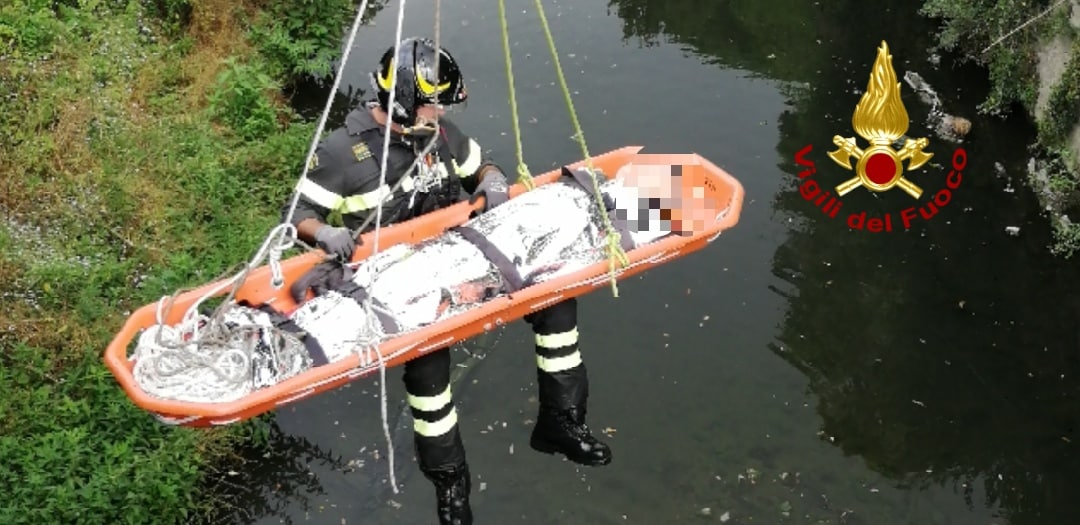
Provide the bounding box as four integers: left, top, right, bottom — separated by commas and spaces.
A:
0, 0, 353, 522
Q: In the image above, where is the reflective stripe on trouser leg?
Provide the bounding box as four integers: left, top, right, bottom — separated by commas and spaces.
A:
526, 298, 588, 410
402, 348, 466, 471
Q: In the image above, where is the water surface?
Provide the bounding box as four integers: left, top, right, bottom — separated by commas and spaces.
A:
219, 1, 1080, 524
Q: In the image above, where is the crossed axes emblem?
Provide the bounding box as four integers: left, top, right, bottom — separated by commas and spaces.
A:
828, 135, 933, 199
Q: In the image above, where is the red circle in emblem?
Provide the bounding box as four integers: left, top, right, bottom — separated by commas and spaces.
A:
865, 153, 896, 185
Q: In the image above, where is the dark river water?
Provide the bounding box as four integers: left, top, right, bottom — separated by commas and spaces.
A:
215, 1, 1080, 524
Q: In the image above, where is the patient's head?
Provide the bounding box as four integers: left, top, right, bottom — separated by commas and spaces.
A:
608, 163, 709, 236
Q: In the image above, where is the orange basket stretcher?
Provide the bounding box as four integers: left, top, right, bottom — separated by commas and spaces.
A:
103, 146, 745, 427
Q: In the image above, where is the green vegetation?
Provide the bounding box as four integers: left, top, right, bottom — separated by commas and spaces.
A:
920, 0, 1080, 256
0, 0, 360, 522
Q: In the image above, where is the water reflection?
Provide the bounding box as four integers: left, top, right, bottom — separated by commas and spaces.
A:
205, 418, 352, 524
221, 0, 1080, 522
606, 0, 823, 81
610, 0, 1080, 524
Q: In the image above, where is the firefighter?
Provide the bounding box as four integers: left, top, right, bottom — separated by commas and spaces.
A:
280, 37, 612, 525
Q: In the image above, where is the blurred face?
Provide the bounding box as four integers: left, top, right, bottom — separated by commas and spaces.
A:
616, 163, 715, 235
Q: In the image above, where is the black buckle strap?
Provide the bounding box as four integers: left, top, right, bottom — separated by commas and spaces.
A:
450, 225, 525, 293
334, 280, 403, 336
241, 301, 331, 367
559, 166, 636, 252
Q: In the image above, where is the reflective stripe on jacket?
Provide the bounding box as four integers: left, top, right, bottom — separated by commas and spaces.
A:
284, 103, 490, 233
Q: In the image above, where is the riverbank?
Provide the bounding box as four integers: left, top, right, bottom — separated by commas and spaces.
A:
0, 0, 354, 522
920, 0, 1080, 256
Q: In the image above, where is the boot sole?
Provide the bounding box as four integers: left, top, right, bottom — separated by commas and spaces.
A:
530, 435, 612, 467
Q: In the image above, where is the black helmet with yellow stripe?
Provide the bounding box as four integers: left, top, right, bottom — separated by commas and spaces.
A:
370, 37, 468, 125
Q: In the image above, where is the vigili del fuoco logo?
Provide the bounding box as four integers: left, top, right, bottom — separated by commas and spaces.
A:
793, 40, 967, 232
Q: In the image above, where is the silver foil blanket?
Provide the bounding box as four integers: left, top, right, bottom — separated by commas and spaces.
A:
288, 177, 668, 363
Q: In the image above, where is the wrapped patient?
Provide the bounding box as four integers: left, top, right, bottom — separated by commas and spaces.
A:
285, 166, 676, 363
131, 165, 681, 403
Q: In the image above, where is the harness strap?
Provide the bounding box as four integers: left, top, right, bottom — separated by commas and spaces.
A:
288, 260, 403, 336
289, 261, 352, 304
559, 166, 637, 252
242, 301, 331, 367
450, 225, 525, 293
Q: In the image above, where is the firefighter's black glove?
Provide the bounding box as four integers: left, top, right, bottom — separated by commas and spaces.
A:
469, 168, 510, 212
314, 225, 357, 261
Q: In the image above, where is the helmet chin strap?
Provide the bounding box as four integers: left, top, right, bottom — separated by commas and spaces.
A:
401, 109, 442, 137
402, 121, 438, 136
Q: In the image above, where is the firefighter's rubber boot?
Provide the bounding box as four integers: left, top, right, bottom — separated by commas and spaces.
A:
422, 463, 473, 525
529, 405, 612, 466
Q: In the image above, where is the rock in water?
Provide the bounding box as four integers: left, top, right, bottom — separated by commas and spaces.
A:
903, 70, 972, 143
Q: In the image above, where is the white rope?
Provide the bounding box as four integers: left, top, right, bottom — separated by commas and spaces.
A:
352, 0, 444, 495
280, 0, 374, 233
267, 0, 374, 290
371, 0, 407, 258
359, 0, 409, 496
163, 0, 375, 331
133, 304, 312, 403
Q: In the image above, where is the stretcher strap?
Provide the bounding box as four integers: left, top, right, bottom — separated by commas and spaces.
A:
450, 226, 525, 293
559, 168, 636, 252
245, 302, 331, 367
334, 281, 403, 335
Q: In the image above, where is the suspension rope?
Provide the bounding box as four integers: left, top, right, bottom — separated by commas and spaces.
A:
355, 0, 410, 496
532, 0, 628, 297
280, 0, 372, 230
497, 0, 537, 191
163, 0, 374, 329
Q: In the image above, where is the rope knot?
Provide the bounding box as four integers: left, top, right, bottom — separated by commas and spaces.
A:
517, 164, 536, 190
269, 224, 296, 289
603, 230, 629, 297
604, 230, 629, 268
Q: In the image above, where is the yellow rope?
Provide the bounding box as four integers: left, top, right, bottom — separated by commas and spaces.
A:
532, 0, 628, 296
497, 0, 536, 191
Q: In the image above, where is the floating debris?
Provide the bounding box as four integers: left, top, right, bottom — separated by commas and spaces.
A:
1005, 226, 1020, 236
